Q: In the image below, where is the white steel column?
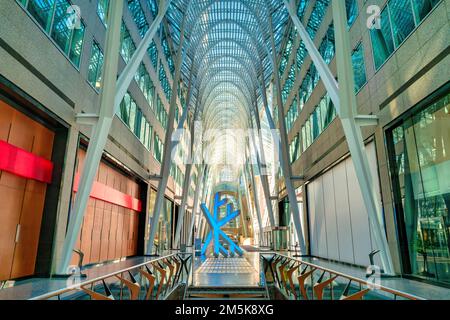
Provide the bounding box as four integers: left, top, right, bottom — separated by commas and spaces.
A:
174, 98, 201, 248
331, 0, 394, 274
244, 158, 263, 246
57, 0, 172, 274
146, 12, 187, 254
174, 77, 199, 248
268, 15, 306, 253
251, 103, 276, 228
187, 164, 205, 246
237, 182, 249, 238
57, 0, 123, 274
283, 0, 394, 273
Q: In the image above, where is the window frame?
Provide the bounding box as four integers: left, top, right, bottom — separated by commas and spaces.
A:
15, 0, 86, 70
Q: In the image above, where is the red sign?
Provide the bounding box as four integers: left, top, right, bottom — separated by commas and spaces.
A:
0, 140, 53, 183
73, 174, 142, 212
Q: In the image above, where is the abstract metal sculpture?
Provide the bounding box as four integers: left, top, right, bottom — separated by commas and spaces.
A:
201, 193, 244, 257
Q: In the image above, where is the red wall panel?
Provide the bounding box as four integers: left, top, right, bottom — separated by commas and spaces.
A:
0, 101, 54, 281
72, 149, 141, 266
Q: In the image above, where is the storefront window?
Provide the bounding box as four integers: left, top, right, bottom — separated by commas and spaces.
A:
388, 90, 450, 285
148, 193, 173, 254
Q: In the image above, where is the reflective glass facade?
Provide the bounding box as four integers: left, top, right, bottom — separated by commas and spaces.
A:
388, 88, 450, 285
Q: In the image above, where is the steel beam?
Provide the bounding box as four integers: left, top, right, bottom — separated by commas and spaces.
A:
268, 15, 307, 254
146, 11, 187, 254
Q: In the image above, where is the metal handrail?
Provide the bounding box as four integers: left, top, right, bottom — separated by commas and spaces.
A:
263, 253, 422, 301
34, 253, 192, 300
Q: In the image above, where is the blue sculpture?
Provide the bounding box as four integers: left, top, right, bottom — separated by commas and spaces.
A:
200, 192, 244, 257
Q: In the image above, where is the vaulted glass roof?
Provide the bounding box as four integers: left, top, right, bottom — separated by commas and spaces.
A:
165, 0, 289, 187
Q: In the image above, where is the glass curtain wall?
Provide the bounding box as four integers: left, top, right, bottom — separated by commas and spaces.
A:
388, 89, 450, 285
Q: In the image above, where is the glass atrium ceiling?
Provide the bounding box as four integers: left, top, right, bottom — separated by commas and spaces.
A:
165, 0, 289, 185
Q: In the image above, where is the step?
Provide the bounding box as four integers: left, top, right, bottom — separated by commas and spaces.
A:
186, 286, 268, 299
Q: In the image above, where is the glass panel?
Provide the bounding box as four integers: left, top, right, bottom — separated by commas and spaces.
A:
306, 0, 330, 40
120, 22, 136, 63
302, 126, 306, 152
323, 94, 336, 128
153, 134, 158, 159
129, 99, 137, 131
412, 0, 440, 23
345, 0, 358, 27
316, 105, 322, 133
370, 6, 394, 70
388, 0, 416, 47
145, 122, 151, 149
352, 43, 367, 92
297, 0, 308, 21
319, 24, 335, 64
297, 42, 307, 71
128, 0, 149, 37
69, 21, 84, 67
50, 0, 71, 53
320, 96, 328, 129
120, 93, 131, 126
27, 0, 56, 32
305, 118, 311, 148
96, 47, 104, 88
97, 0, 109, 26
87, 41, 103, 89
135, 109, 142, 138
142, 119, 147, 145
147, 0, 158, 18
389, 91, 450, 285
311, 108, 319, 140
148, 41, 158, 69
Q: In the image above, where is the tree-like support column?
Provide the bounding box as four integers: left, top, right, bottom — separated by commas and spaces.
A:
250, 102, 276, 229
146, 11, 187, 255
174, 98, 201, 248
57, 0, 172, 274
268, 14, 307, 254
283, 0, 394, 274
187, 164, 205, 246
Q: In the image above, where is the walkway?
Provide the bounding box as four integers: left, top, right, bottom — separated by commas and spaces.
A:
278, 253, 450, 300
